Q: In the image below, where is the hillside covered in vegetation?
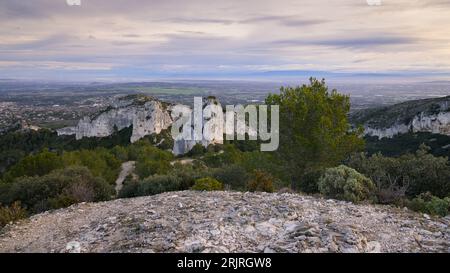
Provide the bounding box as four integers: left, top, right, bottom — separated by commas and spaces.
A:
1, 79, 449, 235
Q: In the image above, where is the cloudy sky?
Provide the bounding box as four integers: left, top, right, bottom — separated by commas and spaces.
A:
1, 0, 450, 81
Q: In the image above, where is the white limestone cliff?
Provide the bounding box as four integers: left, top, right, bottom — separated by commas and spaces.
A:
57, 95, 228, 155
57, 95, 172, 143
365, 111, 450, 139
171, 97, 224, 155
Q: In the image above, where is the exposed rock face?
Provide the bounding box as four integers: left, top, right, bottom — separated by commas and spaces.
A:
171, 104, 198, 155
351, 96, 450, 139
411, 111, 450, 135
57, 95, 262, 155
58, 95, 229, 155
171, 97, 224, 155
364, 111, 450, 139
0, 191, 448, 253
56, 126, 77, 136
130, 101, 172, 143
57, 95, 172, 143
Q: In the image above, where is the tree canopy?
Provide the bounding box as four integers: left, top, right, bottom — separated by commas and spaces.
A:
265, 78, 364, 189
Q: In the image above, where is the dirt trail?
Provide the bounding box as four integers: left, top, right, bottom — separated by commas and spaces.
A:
115, 161, 135, 194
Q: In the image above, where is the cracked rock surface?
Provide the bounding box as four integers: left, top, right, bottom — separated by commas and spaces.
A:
0, 191, 449, 253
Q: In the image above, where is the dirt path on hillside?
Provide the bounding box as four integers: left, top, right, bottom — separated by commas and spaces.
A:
115, 161, 135, 194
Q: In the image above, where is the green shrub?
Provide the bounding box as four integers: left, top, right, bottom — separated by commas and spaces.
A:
61, 148, 122, 184
226, 136, 259, 152
407, 193, 450, 216
129, 141, 173, 179
187, 143, 207, 157
111, 145, 129, 162
145, 129, 174, 151
191, 177, 223, 191
120, 175, 182, 198
213, 165, 249, 190
120, 164, 215, 198
171, 163, 212, 190
4, 149, 63, 182
347, 146, 450, 199
240, 151, 287, 182
135, 159, 172, 178
127, 139, 174, 162
318, 165, 376, 203
246, 170, 274, 193
118, 180, 141, 198
1, 166, 114, 213
203, 144, 242, 168
295, 170, 323, 193
5, 147, 124, 186
0, 201, 27, 227
139, 175, 182, 195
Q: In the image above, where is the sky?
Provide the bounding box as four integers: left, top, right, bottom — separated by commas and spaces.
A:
1, 0, 450, 82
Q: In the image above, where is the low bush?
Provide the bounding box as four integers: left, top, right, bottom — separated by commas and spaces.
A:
0, 201, 27, 228
246, 170, 274, 193
318, 165, 376, 203
139, 175, 182, 195
347, 146, 450, 199
111, 145, 129, 162
135, 159, 172, 178
191, 177, 223, 191
213, 164, 249, 190
3, 149, 63, 182
171, 163, 212, 190
119, 175, 182, 198
61, 148, 122, 184
407, 192, 450, 216
187, 143, 207, 157
127, 139, 174, 162
295, 170, 323, 193
202, 144, 242, 168
0, 166, 114, 213
118, 180, 141, 198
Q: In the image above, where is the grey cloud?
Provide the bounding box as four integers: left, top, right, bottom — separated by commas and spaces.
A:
314, 36, 416, 48
0, 34, 73, 51
419, 0, 450, 7
122, 34, 141, 38
1, 0, 450, 80
240, 15, 327, 27
157, 17, 234, 25
177, 30, 207, 35
273, 35, 416, 49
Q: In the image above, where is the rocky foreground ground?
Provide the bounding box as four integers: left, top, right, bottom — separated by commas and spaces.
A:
0, 191, 449, 253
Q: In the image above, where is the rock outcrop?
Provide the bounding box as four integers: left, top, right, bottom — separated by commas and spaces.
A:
171, 97, 224, 155
58, 95, 172, 143
57, 95, 226, 155
351, 96, 450, 138
0, 191, 448, 253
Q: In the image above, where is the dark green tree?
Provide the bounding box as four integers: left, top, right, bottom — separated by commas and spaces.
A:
265, 78, 365, 190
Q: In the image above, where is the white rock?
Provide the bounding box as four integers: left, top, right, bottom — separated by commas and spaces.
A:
65, 241, 81, 253
255, 221, 278, 236
264, 247, 276, 253
366, 241, 382, 253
